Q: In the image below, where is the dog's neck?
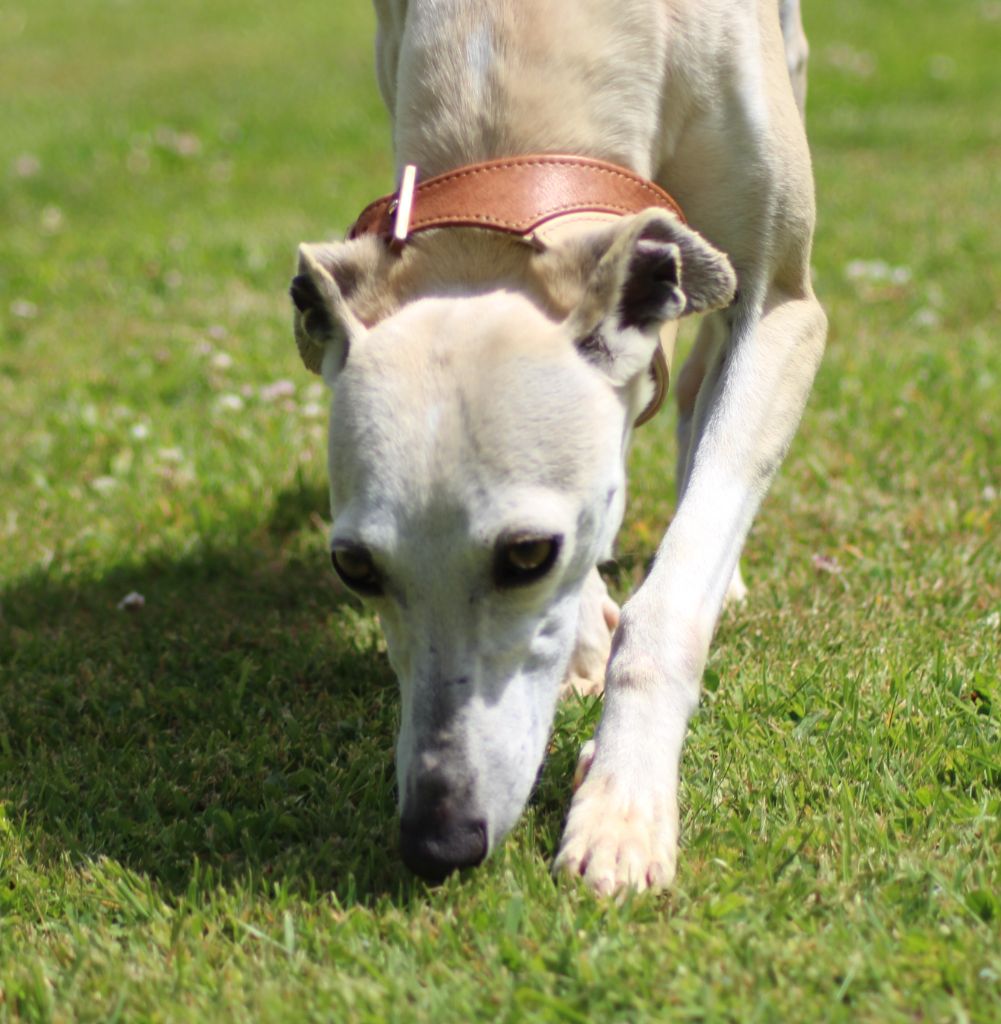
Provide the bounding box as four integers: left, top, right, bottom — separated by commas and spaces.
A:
386, 0, 668, 179
366, 1, 680, 425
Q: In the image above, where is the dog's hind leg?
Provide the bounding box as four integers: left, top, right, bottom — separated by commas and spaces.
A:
779, 0, 810, 120
675, 314, 748, 605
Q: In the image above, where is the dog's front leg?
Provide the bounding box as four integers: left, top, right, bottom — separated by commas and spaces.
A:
555, 283, 827, 894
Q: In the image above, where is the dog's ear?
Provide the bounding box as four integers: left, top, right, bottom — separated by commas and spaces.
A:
564, 210, 736, 385
290, 242, 371, 384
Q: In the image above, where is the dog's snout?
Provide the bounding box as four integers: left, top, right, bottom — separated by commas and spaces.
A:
399, 794, 487, 882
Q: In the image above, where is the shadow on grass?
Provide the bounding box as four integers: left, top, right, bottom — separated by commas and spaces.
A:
0, 481, 427, 906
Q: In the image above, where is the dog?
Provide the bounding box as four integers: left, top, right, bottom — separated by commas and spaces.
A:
289, 0, 827, 894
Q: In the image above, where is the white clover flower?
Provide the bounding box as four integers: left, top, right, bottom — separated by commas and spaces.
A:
260, 379, 296, 402
13, 153, 41, 178
10, 299, 38, 319
843, 260, 911, 285
216, 393, 244, 412
117, 591, 146, 612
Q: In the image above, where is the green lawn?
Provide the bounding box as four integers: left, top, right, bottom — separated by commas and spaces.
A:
1, 1, 999, 1020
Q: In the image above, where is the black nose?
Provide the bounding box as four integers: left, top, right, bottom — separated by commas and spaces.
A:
399, 810, 488, 883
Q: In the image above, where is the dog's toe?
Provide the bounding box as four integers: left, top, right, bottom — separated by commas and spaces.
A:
572, 739, 596, 791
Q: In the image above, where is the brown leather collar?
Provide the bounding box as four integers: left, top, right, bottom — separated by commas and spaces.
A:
348, 154, 685, 243
348, 154, 683, 426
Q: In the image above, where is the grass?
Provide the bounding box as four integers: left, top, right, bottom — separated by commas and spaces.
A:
1, 0, 999, 1020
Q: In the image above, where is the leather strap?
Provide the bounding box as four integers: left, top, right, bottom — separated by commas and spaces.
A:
348, 154, 685, 243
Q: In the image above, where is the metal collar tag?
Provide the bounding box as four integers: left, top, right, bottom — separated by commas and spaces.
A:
390, 164, 418, 252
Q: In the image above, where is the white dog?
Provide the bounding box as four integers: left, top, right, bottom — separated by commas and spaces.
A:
290, 0, 826, 894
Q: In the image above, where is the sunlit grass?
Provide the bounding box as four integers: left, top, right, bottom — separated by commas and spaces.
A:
1, 0, 998, 1020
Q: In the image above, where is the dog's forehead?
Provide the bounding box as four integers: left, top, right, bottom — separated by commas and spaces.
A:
328, 293, 620, 508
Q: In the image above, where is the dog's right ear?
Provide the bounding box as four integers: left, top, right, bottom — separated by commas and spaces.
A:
290, 242, 370, 385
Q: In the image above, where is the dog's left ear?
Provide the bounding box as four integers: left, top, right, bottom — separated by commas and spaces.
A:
290, 242, 372, 385
564, 209, 737, 385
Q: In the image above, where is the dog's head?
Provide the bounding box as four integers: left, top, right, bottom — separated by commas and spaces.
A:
290, 209, 734, 881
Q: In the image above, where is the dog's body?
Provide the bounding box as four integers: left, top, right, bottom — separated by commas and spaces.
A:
291, 0, 826, 893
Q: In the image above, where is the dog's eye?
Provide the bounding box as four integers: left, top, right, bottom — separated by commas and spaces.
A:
495, 535, 561, 588
331, 546, 383, 596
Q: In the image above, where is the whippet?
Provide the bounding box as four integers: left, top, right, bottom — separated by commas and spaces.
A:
290, 0, 827, 894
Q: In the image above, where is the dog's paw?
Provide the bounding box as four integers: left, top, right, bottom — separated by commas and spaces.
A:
724, 563, 748, 606
560, 671, 605, 700
560, 573, 619, 701
554, 752, 679, 896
